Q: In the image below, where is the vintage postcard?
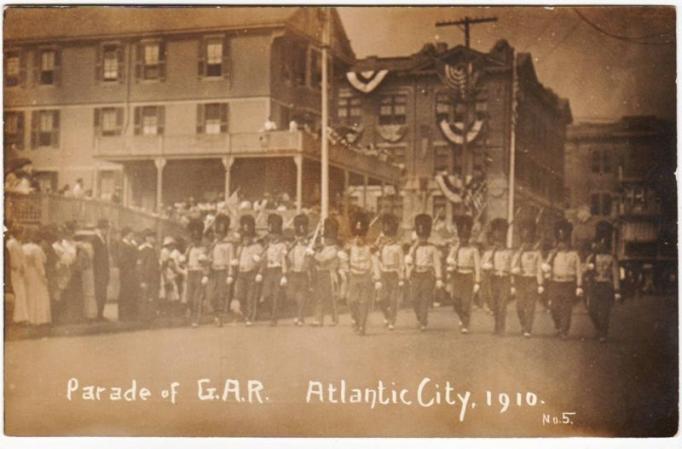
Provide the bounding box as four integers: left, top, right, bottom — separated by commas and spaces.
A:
3, 4, 678, 439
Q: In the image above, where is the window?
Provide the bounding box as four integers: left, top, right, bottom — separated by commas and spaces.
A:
435, 92, 452, 122
379, 94, 407, 125
309, 48, 322, 89
591, 192, 613, 216
434, 146, 450, 173
4, 111, 25, 149
94, 107, 124, 136
196, 103, 229, 134
591, 149, 611, 174
97, 44, 123, 82
291, 42, 307, 86
136, 41, 166, 81
337, 95, 362, 121
134, 106, 165, 135
591, 150, 601, 173
30, 110, 60, 148
37, 49, 60, 85
199, 36, 230, 78
4, 50, 24, 87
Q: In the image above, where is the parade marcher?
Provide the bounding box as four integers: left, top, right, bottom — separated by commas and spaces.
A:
446, 215, 481, 334
510, 219, 544, 338
405, 214, 443, 332
207, 214, 234, 327
287, 213, 311, 326
118, 227, 139, 322
258, 213, 288, 326
310, 217, 341, 327
92, 219, 111, 321
159, 236, 179, 317
185, 219, 210, 327
137, 229, 160, 321
234, 214, 263, 326
7, 225, 29, 324
22, 228, 52, 326
480, 218, 513, 335
543, 220, 583, 339
376, 213, 405, 331
343, 211, 381, 336
584, 221, 620, 343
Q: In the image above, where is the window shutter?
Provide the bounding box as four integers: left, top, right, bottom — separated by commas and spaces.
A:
222, 36, 231, 81
117, 45, 125, 84
158, 41, 167, 81
52, 111, 60, 148
53, 49, 62, 86
31, 111, 39, 149
94, 108, 101, 135
197, 39, 205, 78
220, 103, 228, 133
157, 106, 165, 135
17, 112, 25, 149
95, 45, 102, 82
134, 107, 142, 135
19, 50, 27, 87
32, 51, 40, 86
196, 104, 205, 134
134, 43, 142, 81
116, 108, 123, 133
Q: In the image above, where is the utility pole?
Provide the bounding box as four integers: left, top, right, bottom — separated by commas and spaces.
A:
436, 16, 497, 201
320, 7, 330, 219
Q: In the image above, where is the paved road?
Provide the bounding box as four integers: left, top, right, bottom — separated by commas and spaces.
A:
4, 295, 678, 437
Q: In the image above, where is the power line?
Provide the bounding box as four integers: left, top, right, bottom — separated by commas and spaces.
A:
573, 8, 674, 46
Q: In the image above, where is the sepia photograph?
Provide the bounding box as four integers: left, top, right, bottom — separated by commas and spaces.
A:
2, 3, 678, 440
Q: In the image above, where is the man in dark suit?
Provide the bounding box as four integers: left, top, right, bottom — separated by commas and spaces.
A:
92, 219, 111, 321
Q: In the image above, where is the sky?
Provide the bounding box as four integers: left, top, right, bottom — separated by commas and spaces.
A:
338, 6, 676, 122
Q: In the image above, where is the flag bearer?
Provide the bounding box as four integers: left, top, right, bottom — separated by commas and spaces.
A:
258, 213, 288, 326
543, 220, 583, 339
376, 213, 404, 331
584, 221, 620, 343
343, 211, 381, 336
207, 214, 234, 327
510, 219, 544, 338
405, 214, 443, 332
234, 215, 263, 326
309, 217, 341, 327
481, 218, 513, 335
447, 215, 481, 334
287, 214, 311, 326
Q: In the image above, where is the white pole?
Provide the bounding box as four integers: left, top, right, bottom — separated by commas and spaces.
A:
320, 7, 330, 219
506, 49, 517, 249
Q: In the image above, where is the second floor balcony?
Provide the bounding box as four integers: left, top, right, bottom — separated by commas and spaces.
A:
94, 130, 402, 183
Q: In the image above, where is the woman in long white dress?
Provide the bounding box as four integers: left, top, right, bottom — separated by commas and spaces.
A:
7, 227, 29, 324
22, 229, 51, 325
74, 232, 98, 321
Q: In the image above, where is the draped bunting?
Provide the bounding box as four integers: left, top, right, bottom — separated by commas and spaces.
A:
435, 171, 488, 216
346, 69, 389, 94
439, 119, 484, 145
438, 63, 480, 100
376, 124, 407, 143
435, 172, 464, 204
337, 124, 364, 144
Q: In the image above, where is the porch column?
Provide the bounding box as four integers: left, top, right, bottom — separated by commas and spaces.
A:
343, 170, 350, 217
154, 157, 166, 213
222, 156, 235, 202
294, 155, 303, 213
363, 174, 368, 209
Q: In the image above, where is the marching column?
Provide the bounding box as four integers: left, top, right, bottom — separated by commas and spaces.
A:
481, 219, 513, 335
510, 219, 544, 337
447, 215, 481, 334
376, 213, 404, 330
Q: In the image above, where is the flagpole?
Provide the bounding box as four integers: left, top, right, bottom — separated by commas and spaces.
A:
320, 7, 330, 219
506, 49, 517, 249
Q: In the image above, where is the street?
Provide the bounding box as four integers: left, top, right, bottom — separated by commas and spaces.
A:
4, 294, 678, 437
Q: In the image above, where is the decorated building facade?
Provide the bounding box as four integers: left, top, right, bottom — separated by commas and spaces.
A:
336, 40, 572, 241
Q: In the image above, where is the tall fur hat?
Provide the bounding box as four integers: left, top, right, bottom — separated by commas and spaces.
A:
350, 211, 370, 238
595, 221, 613, 251
554, 219, 573, 243
322, 216, 339, 241
381, 213, 399, 238
187, 218, 204, 240
214, 214, 230, 236
455, 215, 474, 242
414, 213, 432, 239
267, 213, 283, 235
293, 214, 309, 237
240, 214, 256, 238
490, 218, 508, 243
518, 219, 537, 244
